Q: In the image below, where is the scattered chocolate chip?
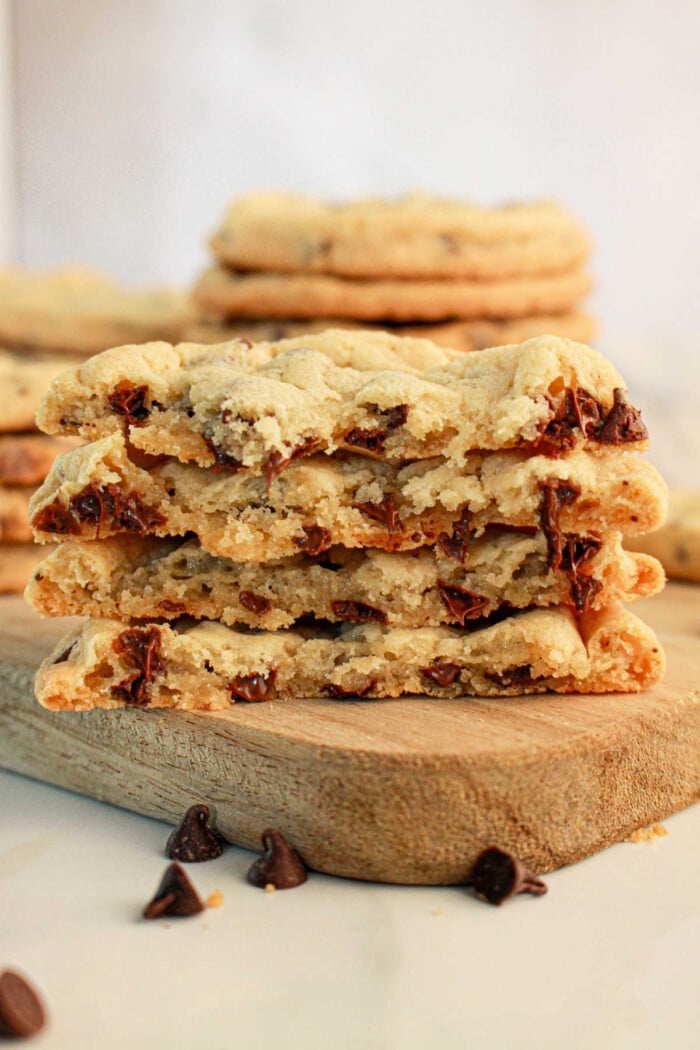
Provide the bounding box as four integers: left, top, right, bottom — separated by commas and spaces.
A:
470, 846, 547, 905
595, 388, 648, 444
265, 437, 321, 493
143, 861, 205, 919
228, 669, 277, 703
238, 590, 271, 616
420, 663, 462, 687
246, 829, 308, 890
436, 583, 489, 625
204, 437, 242, 473
330, 600, 387, 624
343, 427, 387, 453
107, 382, 151, 426
437, 508, 472, 562
157, 599, 187, 613
111, 626, 163, 706
292, 524, 332, 556
0, 970, 47, 1039
322, 678, 378, 698
352, 494, 404, 536
166, 804, 224, 863
538, 480, 580, 572
484, 665, 534, 689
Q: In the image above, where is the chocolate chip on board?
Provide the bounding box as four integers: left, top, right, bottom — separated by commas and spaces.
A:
166, 804, 224, 863
470, 846, 547, 905
246, 829, 308, 890
143, 862, 205, 919
0, 970, 47, 1039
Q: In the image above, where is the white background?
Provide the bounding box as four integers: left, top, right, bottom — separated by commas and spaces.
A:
2, 0, 700, 477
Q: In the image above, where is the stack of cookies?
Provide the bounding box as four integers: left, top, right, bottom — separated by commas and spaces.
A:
189, 193, 595, 352
25, 330, 666, 711
0, 267, 191, 592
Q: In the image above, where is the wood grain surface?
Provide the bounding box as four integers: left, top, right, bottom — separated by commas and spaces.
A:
1, 587, 698, 884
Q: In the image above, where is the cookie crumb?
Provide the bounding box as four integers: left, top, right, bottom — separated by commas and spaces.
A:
206, 889, 224, 908
626, 823, 669, 844
431, 906, 445, 916
264, 883, 276, 893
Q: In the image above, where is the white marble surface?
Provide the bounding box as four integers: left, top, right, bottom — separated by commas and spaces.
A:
2, 768, 699, 1049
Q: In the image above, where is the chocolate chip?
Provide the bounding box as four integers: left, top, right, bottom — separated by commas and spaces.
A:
31, 501, 82, 536
157, 599, 187, 613
484, 665, 534, 689
538, 481, 580, 572
265, 437, 321, 493
107, 382, 151, 426
39, 482, 168, 539
470, 846, 547, 905
0, 971, 47, 1039
239, 590, 271, 616
437, 508, 471, 562
204, 437, 243, 473
382, 404, 409, 429
292, 524, 332, 556
111, 626, 163, 706
595, 388, 648, 444
143, 862, 205, 918
352, 494, 403, 536
343, 427, 387, 453
420, 663, 462, 687
560, 535, 603, 612
246, 829, 308, 890
322, 678, 378, 698
166, 804, 224, 863
331, 600, 387, 624
228, 669, 277, 703
436, 583, 489, 625
533, 387, 602, 455
53, 642, 76, 665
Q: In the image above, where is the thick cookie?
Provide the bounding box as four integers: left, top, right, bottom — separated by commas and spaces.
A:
27, 532, 663, 627
0, 350, 83, 433
36, 334, 647, 472
209, 193, 590, 279
184, 312, 597, 354
0, 542, 49, 593
0, 268, 192, 355
626, 489, 700, 582
34, 604, 665, 711
1, 485, 35, 542
192, 266, 591, 322
29, 432, 668, 562
0, 434, 79, 485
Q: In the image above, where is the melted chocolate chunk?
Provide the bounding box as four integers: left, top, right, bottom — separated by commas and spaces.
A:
437, 508, 472, 562
228, 668, 277, 703
0, 971, 47, 1039
382, 404, 409, 430
484, 665, 534, 689
239, 590, 271, 616
595, 388, 648, 444
265, 437, 321, 493
538, 481, 580, 572
470, 846, 547, 905
204, 437, 242, 473
568, 573, 603, 613
32, 501, 82, 535
331, 600, 387, 624
533, 387, 602, 455
292, 524, 332, 557
107, 382, 151, 426
343, 426, 386, 453
53, 642, 76, 665
143, 861, 204, 919
352, 494, 404, 536
36, 483, 167, 539
420, 663, 462, 687
559, 535, 603, 612
436, 583, 490, 625
111, 626, 163, 706
246, 829, 308, 890
322, 678, 378, 699
166, 804, 224, 863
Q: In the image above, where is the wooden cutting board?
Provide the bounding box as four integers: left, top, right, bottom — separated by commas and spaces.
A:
1, 587, 699, 884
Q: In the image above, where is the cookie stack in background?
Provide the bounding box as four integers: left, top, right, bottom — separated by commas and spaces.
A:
24, 330, 667, 711
188, 193, 596, 352
0, 267, 191, 592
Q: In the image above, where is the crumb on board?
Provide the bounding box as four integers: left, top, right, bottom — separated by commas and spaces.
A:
206, 889, 224, 908
431, 906, 445, 916
264, 883, 276, 893
626, 823, 669, 844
